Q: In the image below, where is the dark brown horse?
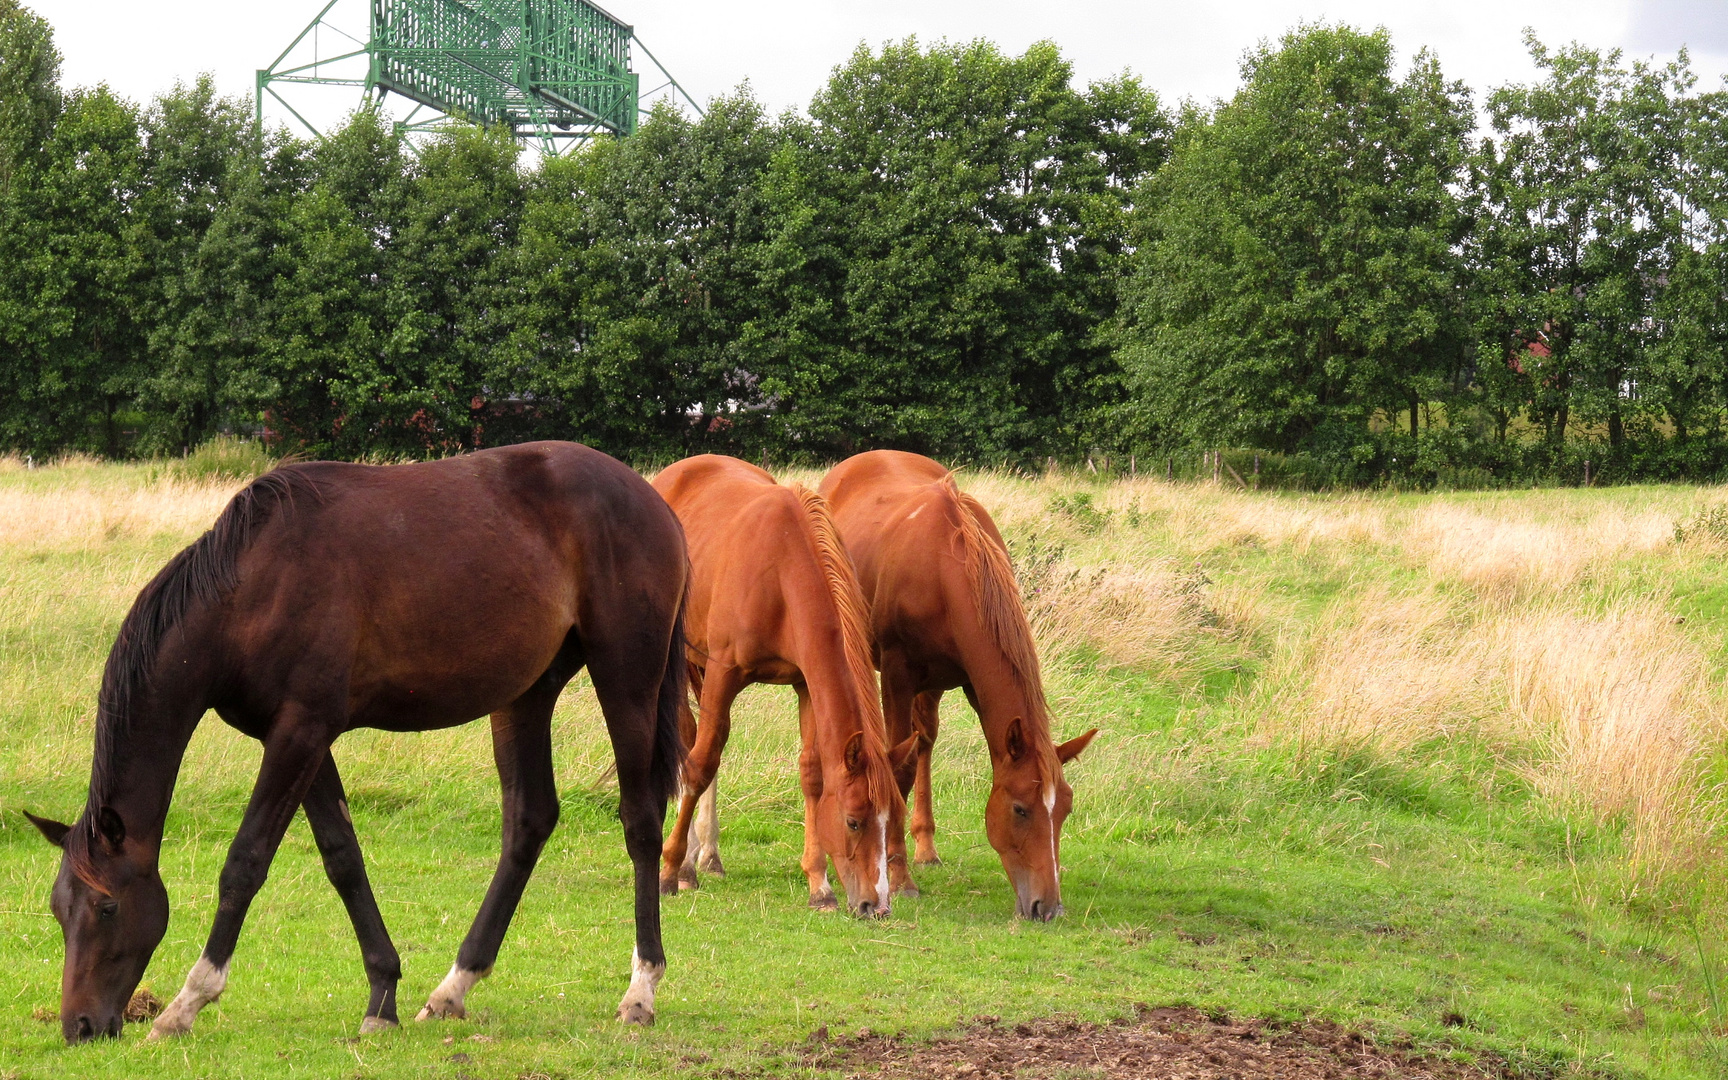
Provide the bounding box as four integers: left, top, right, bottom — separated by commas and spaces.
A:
24, 442, 688, 1043
820, 451, 1096, 920
652, 456, 918, 916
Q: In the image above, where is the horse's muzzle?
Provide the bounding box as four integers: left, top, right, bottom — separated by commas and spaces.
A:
66, 1012, 122, 1043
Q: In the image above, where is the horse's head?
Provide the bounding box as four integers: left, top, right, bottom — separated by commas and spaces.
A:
26, 809, 168, 1043
984, 720, 1097, 921
817, 731, 919, 919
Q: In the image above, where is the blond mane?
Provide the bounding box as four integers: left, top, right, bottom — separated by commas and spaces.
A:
943, 475, 1060, 774
788, 484, 900, 807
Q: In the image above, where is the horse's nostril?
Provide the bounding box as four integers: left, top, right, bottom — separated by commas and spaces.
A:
74, 1015, 93, 1041
1030, 899, 1044, 920
856, 900, 874, 917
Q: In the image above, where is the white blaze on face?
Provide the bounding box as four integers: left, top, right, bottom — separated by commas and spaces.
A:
875, 811, 891, 910
1043, 783, 1059, 881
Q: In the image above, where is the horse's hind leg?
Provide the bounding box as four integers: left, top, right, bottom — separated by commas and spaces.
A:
418, 678, 562, 1022
301, 751, 402, 1034
589, 633, 684, 1026
152, 709, 335, 1039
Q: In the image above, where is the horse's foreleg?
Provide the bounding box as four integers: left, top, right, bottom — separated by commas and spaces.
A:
301, 751, 402, 1034
910, 691, 943, 867
151, 717, 333, 1040
794, 683, 837, 910
660, 666, 739, 895
418, 690, 559, 1022
878, 664, 923, 894
683, 658, 725, 877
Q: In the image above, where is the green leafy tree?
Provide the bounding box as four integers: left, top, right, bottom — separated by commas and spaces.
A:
254, 111, 400, 455
372, 123, 523, 454
131, 76, 258, 450
0, 0, 59, 186
501, 94, 782, 458
0, 86, 144, 455
746, 39, 1167, 460
1472, 36, 1690, 458
1118, 24, 1471, 470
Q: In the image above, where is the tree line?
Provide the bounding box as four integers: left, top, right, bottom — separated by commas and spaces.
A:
4, 2, 1728, 484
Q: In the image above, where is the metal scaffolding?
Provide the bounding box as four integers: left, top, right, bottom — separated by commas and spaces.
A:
257, 0, 700, 153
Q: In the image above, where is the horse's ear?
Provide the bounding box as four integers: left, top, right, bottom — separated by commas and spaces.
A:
844, 731, 866, 776
1004, 717, 1027, 762
1056, 728, 1099, 765
889, 733, 923, 796
23, 811, 70, 848
95, 806, 126, 852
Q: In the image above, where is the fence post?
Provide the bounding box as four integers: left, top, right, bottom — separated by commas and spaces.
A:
1213, 450, 1221, 485
1584, 459, 1591, 487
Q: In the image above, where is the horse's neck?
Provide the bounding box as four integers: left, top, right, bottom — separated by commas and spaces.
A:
90, 690, 208, 848
951, 619, 1052, 756
782, 588, 876, 751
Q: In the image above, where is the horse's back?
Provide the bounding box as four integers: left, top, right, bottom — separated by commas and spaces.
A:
651, 455, 811, 564
652, 455, 819, 665
219, 442, 683, 730
819, 453, 976, 656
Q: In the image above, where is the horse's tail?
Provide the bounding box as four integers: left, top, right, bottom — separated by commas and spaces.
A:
650, 580, 690, 810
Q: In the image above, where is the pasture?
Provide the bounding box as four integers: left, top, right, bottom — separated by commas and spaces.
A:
0, 455, 1725, 1078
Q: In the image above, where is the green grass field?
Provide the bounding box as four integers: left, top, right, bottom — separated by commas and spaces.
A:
0, 457, 1725, 1078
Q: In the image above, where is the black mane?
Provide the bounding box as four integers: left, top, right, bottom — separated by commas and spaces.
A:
86, 466, 321, 815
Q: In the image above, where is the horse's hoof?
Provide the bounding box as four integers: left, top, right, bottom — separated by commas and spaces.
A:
914, 853, 942, 867
358, 1015, 399, 1035
808, 892, 839, 912
676, 867, 700, 892
415, 1002, 465, 1021
617, 1000, 655, 1026
148, 1002, 196, 1041
657, 874, 681, 897
894, 883, 922, 899
697, 854, 726, 876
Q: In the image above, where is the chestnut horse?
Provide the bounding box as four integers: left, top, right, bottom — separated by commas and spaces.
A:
24, 443, 688, 1043
819, 451, 1096, 920
652, 456, 918, 917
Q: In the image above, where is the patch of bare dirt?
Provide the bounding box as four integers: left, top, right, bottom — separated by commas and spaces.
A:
802, 1006, 1510, 1079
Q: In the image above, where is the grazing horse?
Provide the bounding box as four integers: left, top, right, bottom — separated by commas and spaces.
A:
24, 442, 688, 1043
652, 456, 918, 917
819, 450, 1096, 921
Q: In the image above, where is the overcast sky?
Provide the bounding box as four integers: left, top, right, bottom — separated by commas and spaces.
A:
24, 0, 1728, 134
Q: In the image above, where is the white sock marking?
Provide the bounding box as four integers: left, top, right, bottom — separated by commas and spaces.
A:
617, 945, 665, 1024
149, 955, 229, 1038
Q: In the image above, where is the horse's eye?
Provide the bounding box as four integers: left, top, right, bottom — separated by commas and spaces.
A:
97, 901, 117, 921
1013, 804, 1030, 819
846, 818, 862, 832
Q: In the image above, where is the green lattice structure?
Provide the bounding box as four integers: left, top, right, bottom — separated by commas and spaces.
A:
258, 0, 698, 152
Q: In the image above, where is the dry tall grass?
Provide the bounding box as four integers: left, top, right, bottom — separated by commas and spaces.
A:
0, 477, 241, 552
956, 470, 1726, 881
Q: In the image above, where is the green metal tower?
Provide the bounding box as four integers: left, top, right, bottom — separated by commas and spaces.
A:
258, 0, 699, 152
